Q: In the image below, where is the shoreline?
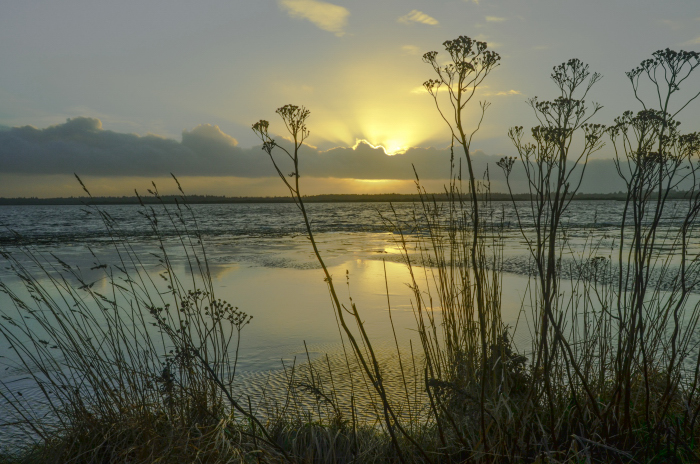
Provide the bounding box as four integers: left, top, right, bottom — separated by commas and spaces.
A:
1, 191, 691, 205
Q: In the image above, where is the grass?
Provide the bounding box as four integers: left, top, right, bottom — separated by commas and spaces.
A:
2, 42, 700, 463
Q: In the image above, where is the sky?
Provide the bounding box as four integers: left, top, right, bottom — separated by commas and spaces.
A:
1, 0, 699, 197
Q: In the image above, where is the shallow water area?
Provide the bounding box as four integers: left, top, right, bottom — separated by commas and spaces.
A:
0, 228, 530, 371
2, 200, 700, 447
0, 225, 530, 444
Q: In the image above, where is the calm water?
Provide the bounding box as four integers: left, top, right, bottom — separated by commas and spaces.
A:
1, 200, 698, 362
0, 201, 638, 245
2, 200, 696, 277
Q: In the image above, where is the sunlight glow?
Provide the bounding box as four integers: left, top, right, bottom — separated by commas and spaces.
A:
352, 138, 407, 155
354, 178, 393, 183
280, 49, 449, 152
348, 178, 417, 193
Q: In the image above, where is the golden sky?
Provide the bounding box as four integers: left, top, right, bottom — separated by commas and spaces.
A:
1, 0, 699, 196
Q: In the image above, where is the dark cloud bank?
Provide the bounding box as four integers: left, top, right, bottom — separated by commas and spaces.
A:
1, 117, 630, 193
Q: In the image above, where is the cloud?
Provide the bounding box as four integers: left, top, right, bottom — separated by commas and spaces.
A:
0, 117, 465, 181
410, 86, 429, 94
485, 16, 506, 22
493, 90, 523, 96
182, 124, 238, 149
278, 0, 349, 36
1, 117, 649, 195
398, 10, 439, 26
0, 117, 268, 178
401, 45, 422, 55
682, 36, 700, 45
472, 33, 501, 49
661, 19, 683, 30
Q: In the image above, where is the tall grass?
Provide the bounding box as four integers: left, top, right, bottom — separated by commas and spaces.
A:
0, 181, 289, 462
250, 43, 700, 463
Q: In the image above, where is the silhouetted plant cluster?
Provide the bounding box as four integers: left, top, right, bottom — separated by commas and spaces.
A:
249, 38, 700, 463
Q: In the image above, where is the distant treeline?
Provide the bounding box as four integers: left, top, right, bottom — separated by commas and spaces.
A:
0, 190, 696, 205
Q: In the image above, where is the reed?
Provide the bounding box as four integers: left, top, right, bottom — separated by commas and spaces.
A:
0, 180, 288, 462
249, 42, 700, 463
